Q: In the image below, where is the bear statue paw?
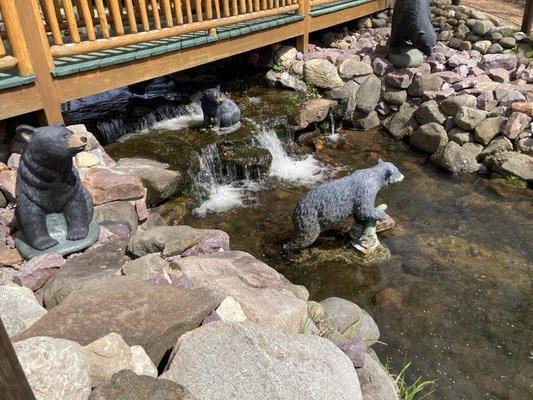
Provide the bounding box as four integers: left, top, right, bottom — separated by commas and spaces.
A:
33, 236, 59, 251
67, 227, 89, 241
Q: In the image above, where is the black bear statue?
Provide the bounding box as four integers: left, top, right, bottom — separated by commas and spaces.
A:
15, 124, 94, 251
200, 88, 241, 134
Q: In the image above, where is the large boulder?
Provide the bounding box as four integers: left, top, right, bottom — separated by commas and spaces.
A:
83, 167, 145, 206
161, 321, 363, 400
414, 100, 446, 125
485, 151, 533, 182
357, 352, 400, 400
338, 59, 373, 79
407, 75, 444, 97
430, 141, 480, 173
480, 54, 518, 71
479, 136, 513, 160
355, 75, 382, 113
296, 99, 338, 129
474, 116, 507, 145
94, 201, 139, 232
274, 45, 298, 69
121, 253, 171, 280
82, 332, 157, 387
454, 107, 487, 131
14, 278, 219, 365
410, 123, 448, 153
41, 238, 131, 309
385, 103, 418, 139
13, 253, 66, 291
265, 70, 307, 92
303, 59, 344, 89
14, 336, 91, 400
113, 158, 182, 206
89, 370, 196, 400
0, 284, 47, 337
440, 95, 477, 116
503, 112, 532, 140
172, 251, 308, 333
328, 81, 359, 119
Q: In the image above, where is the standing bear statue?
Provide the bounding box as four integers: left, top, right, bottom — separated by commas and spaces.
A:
15, 124, 95, 254
200, 88, 241, 134
285, 160, 404, 252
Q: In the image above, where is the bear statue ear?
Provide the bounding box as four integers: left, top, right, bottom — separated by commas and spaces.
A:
16, 125, 36, 143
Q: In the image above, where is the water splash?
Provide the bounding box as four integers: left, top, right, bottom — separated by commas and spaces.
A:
253, 122, 326, 185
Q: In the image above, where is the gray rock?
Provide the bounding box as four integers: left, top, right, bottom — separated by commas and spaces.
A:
485, 151, 533, 181
516, 137, 533, 155
472, 20, 494, 35
448, 128, 474, 145
440, 94, 478, 116
353, 111, 381, 131
304, 59, 344, 89
319, 297, 379, 343
488, 43, 504, 54
411, 123, 449, 153
328, 81, 359, 118
41, 237, 131, 309
407, 75, 444, 97
499, 36, 516, 49
89, 370, 195, 400
385, 103, 418, 139
474, 116, 507, 145
121, 253, 170, 280
462, 142, 484, 158
338, 60, 373, 79
480, 53, 518, 70
382, 89, 407, 106
389, 48, 424, 68
415, 100, 447, 125
128, 226, 207, 258
265, 70, 307, 92
503, 112, 532, 140
161, 321, 363, 400
479, 136, 514, 160
94, 201, 139, 233
13, 253, 65, 291
14, 278, 219, 366
355, 75, 382, 113
431, 141, 480, 173
357, 353, 400, 400
297, 98, 338, 129
0, 284, 47, 337
14, 336, 91, 400
454, 107, 488, 130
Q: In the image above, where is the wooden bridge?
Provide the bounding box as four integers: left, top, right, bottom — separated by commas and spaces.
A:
0, 0, 391, 124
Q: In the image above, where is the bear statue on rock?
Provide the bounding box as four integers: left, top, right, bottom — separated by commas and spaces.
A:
389, 0, 437, 56
285, 160, 404, 252
200, 88, 241, 133
15, 124, 94, 251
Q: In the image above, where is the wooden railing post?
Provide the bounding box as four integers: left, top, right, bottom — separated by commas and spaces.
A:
0, 319, 37, 400
296, 0, 310, 52
16, 0, 63, 124
522, 0, 532, 34
0, 0, 33, 75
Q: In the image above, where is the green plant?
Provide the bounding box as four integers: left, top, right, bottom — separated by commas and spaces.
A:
504, 174, 528, 189
271, 63, 285, 73
387, 361, 437, 400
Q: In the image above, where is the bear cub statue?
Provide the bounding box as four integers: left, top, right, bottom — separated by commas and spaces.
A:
285, 160, 404, 252
200, 88, 241, 133
15, 124, 93, 251
389, 0, 437, 56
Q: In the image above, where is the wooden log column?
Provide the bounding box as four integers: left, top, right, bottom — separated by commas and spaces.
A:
296, 0, 310, 52
523, 0, 532, 34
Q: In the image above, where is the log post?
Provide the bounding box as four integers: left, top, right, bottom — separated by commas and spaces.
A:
296, 0, 309, 52
522, 0, 532, 34
0, 319, 37, 400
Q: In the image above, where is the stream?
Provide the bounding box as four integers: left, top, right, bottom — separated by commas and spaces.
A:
67, 75, 532, 399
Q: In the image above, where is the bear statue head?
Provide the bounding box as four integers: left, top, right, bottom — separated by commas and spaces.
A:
201, 88, 226, 106
16, 124, 88, 162
414, 30, 436, 56
377, 159, 404, 185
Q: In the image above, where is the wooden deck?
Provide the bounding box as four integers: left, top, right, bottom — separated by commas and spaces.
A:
0, 0, 391, 124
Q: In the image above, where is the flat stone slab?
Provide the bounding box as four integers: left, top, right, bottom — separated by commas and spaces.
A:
15, 213, 100, 259
388, 47, 424, 68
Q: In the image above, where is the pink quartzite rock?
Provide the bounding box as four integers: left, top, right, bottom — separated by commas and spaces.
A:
13, 254, 66, 291
371, 56, 392, 76
477, 91, 498, 111
488, 68, 510, 83
453, 65, 469, 78
511, 102, 533, 118
433, 71, 462, 83
447, 51, 470, 68
83, 167, 145, 206
451, 76, 477, 91
0, 170, 16, 202
0, 248, 23, 268
504, 112, 532, 140
181, 230, 230, 257
480, 54, 518, 71
7, 153, 20, 171
385, 69, 414, 89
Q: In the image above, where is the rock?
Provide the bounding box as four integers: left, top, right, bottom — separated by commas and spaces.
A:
274, 45, 298, 69
479, 136, 513, 160
385, 103, 418, 139
463, 142, 483, 158
408, 75, 444, 97
339, 337, 366, 367
415, 100, 447, 125
389, 48, 424, 68
516, 137, 533, 155
75, 151, 100, 168
357, 353, 400, 400
0, 266, 17, 285
411, 123, 448, 153
0, 248, 23, 268
355, 75, 381, 113
0, 170, 16, 202
499, 36, 516, 49
128, 226, 208, 258
303, 59, 344, 89
485, 151, 533, 181
451, 75, 477, 90
472, 40, 491, 54
499, 88, 526, 108
472, 20, 494, 35
371, 56, 392, 76
455, 107, 487, 130
265, 70, 307, 92
94, 201, 139, 232
474, 116, 507, 145
338, 60, 372, 79
83, 332, 157, 387
161, 321, 362, 400
15, 278, 219, 366
382, 89, 407, 106
328, 81, 359, 118
14, 340, 89, 400
431, 141, 480, 173
477, 91, 498, 111
385, 68, 414, 89
290, 60, 304, 76
210, 296, 247, 323
171, 251, 308, 333
448, 128, 474, 145
480, 54, 518, 70
447, 51, 470, 68
7, 153, 20, 170
0, 284, 47, 337
488, 68, 509, 83
353, 111, 380, 131
440, 94, 477, 116
13, 253, 65, 291
121, 253, 170, 280
458, 40, 472, 51
375, 288, 404, 310
41, 237, 130, 309
488, 43, 504, 54
511, 102, 533, 118
84, 167, 145, 206
113, 158, 182, 206
319, 297, 379, 343
503, 112, 532, 140
89, 370, 195, 400
297, 98, 338, 129
180, 229, 230, 257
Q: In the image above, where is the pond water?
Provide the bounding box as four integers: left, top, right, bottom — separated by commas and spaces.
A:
102, 85, 532, 400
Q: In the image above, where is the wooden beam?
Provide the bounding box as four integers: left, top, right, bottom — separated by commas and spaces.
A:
54, 21, 304, 102
0, 84, 44, 120
523, 0, 532, 34
0, 318, 37, 400
309, 0, 388, 32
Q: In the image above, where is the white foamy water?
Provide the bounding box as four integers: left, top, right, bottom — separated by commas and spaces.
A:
150, 103, 204, 131
253, 123, 326, 185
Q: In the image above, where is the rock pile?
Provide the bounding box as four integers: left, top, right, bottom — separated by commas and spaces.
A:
266, 4, 532, 183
